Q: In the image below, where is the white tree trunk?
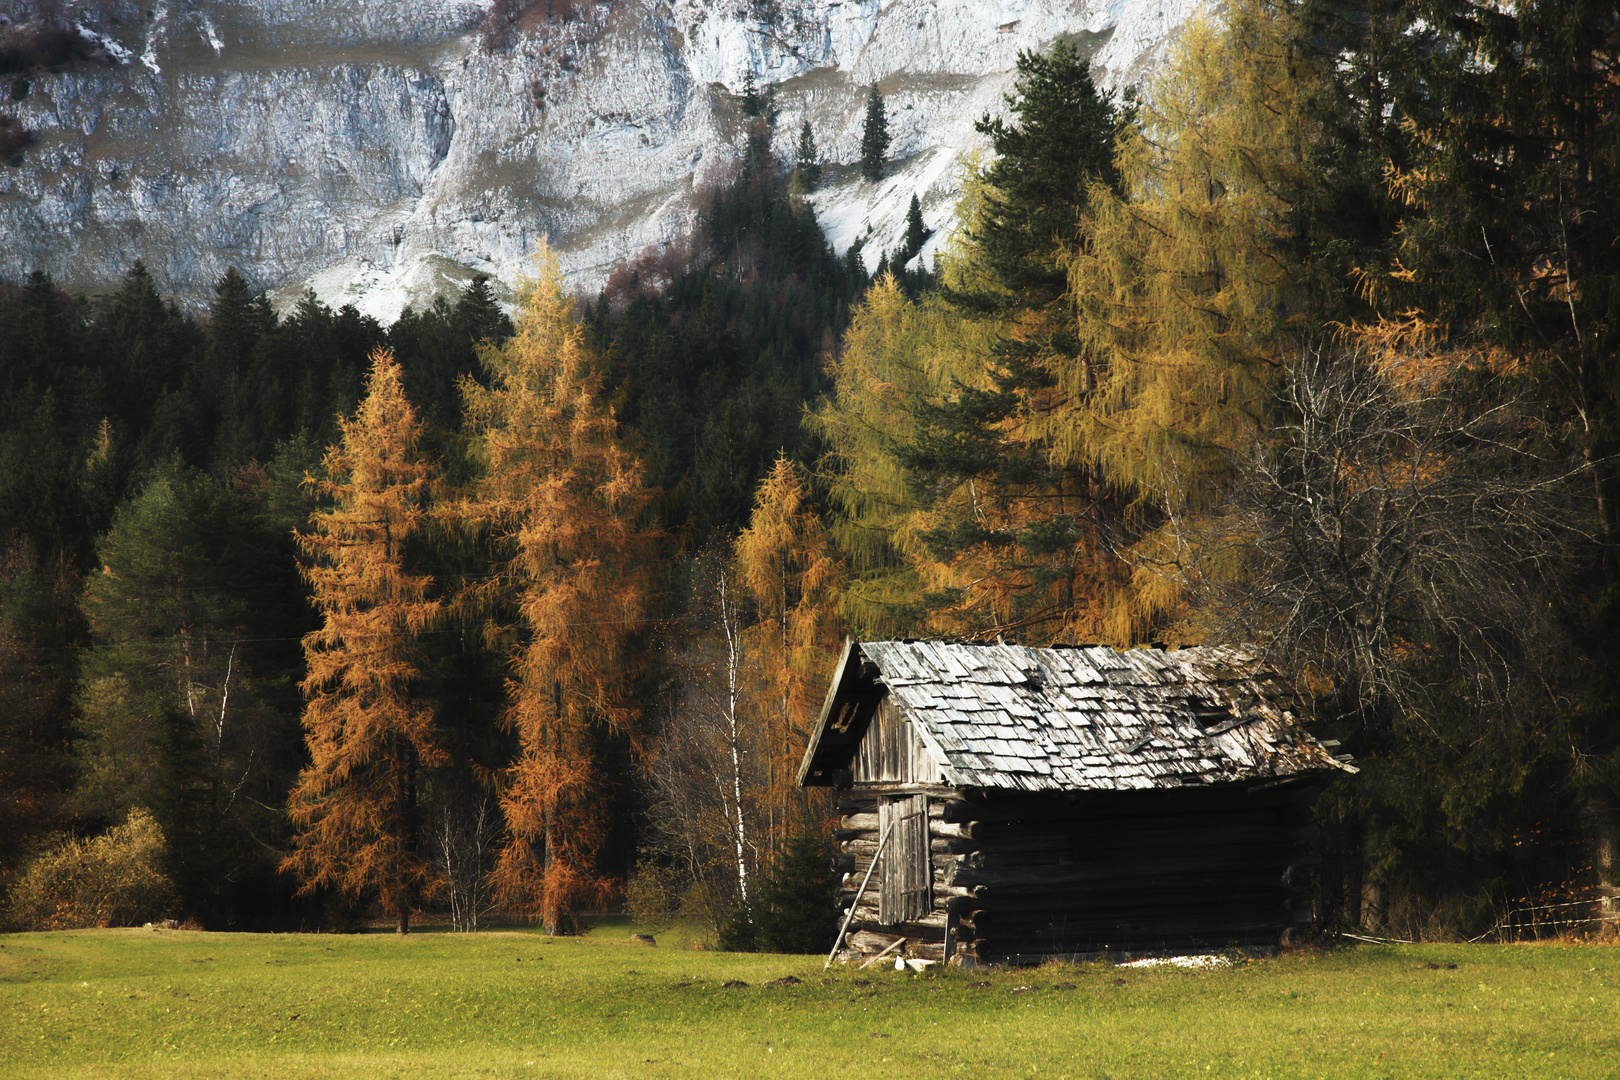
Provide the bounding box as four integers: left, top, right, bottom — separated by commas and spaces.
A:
718, 571, 749, 904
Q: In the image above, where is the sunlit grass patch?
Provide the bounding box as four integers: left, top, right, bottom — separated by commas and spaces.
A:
0, 926, 1615, 1079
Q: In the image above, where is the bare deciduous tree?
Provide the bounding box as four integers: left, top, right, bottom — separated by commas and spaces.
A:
639, 553, 775, 930
428, 785, 503, 932
1155, 343, 1594, 933
1173, 344, 1583, 734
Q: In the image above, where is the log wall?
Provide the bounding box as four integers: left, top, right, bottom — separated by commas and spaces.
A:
833, 781, 1320, 965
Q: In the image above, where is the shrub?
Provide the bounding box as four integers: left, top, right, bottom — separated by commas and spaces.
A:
4, 809, 177, 930
623, 860, 682, 930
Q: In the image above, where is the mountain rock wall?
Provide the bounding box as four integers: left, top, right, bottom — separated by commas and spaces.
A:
0, 0, 1200, 317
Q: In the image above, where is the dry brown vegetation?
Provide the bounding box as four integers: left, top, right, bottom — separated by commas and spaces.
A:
0, 3, 122, 75
0, 114, 36, 160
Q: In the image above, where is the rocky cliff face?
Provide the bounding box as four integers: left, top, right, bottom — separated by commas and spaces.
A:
0, 0, 1200, 318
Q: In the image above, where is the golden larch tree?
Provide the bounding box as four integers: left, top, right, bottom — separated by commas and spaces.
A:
283, 349, 445, 934
1063, 0, 1316, 628
808, 274, 1138, 644
461, 247, 658, 935
733, 455, 844, 834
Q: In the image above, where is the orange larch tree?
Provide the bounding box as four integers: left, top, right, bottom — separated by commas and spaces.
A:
282, 349, 445, 934
461, 249, 658, 935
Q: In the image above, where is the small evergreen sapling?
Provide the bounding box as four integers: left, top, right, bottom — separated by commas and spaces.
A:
719, 830, 839, 954
740, 69, 763, 117
899, 193, 929, 267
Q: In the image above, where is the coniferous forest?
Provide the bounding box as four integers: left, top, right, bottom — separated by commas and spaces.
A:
1, 0, 1616, 945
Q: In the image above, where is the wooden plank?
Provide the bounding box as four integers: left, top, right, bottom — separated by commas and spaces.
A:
845, 929, 906, 952
879, 794, 930, 924
956, 852, 1309, 883
948, 854, 1304, 889
851, 781, 961, 798
959, 887, 1294, 917
952, 835, 1302, 868
930, 820, 977, 841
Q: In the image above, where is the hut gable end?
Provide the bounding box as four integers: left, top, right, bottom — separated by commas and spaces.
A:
854, 698, 942, 785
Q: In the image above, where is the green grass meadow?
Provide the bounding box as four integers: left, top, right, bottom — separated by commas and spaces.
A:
0, 919, 1615, 1079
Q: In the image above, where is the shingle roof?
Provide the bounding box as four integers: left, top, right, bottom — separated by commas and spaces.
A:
804, 640, 1352, 792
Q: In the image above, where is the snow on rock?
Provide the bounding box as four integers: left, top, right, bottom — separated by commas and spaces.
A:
1, 0, 1206, 319
75, 23, 134, 66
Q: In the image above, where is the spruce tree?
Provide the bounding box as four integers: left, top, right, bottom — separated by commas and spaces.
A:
455, 274, 513, 346
284, 350, 445, 935
794, 119, 821, 190
860, 85, 889, 182
92, 262, 192, 448
201, 267, 280, 468
827, 43, 1135, 643
901, 193, 927, 266
739, 69, 762, 118
958, 42, 1120, 313
76, 459, 303, 925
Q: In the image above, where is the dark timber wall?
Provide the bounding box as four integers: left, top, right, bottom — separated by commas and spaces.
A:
834, 780, 1320, 964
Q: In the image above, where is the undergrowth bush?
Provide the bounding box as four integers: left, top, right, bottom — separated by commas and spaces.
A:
623, 860, 682, 931
4, 808, 177, 930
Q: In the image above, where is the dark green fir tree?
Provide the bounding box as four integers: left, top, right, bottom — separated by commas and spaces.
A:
860, 85, 889, 182
892, 42, 1126, 634
794, 119, 821, 190
902, 193, 927, 265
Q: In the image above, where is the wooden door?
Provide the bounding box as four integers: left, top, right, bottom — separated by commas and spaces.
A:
879, 794, 930, 925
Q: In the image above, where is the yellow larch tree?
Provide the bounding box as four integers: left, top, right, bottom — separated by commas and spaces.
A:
461, 247, 658, 935
806, 275, 963, 637
283, 349, 445, 935
1062, 0, 1317, 628
809, 271, 1138, 645
733, 455, 845, 837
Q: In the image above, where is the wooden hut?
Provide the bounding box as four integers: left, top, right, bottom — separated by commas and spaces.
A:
797, 639, 1356, 965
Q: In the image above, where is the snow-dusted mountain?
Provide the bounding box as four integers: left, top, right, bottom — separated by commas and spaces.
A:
0, 0, 1202, 318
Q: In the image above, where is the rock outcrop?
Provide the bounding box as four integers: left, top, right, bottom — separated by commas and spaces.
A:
0, 0, 1201, 317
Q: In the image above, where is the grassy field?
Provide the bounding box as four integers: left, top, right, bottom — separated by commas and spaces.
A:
0, 920, 1615, 1079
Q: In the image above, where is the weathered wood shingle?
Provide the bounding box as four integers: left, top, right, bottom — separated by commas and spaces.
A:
806, 641, 1351, 792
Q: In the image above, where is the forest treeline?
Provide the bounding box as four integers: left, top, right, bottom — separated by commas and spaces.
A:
2, 0, 1616, 943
